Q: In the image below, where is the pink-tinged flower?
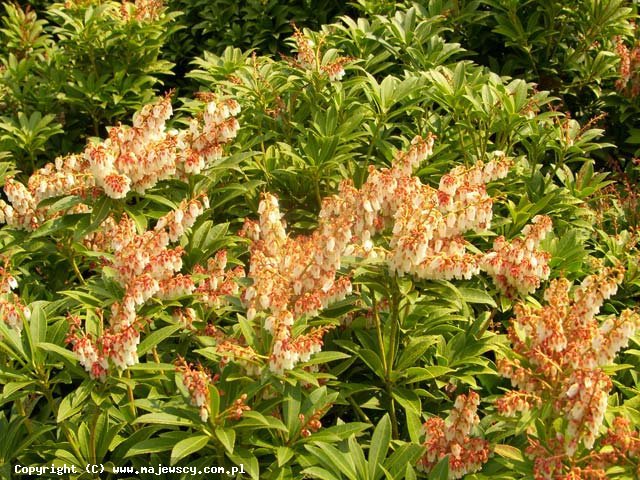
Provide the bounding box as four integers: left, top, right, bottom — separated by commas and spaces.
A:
65, 313, 140, 380
102, 172, 131, 199
0, 257, 29, 332
176, 357, 213, 422
118, 0, 165, 22
417, 392, 490, 479
172, 307, 197, 329
496, 391, 540, 417
156, 273, 196, 300
0, 297, 29, 332
614, 35, 640, 98
233, 138, 520, 376
527, 415, 640, 479
83, 93, 238, 198
215, 340, 262, 377
562, 369, 611, 454
269, 326, 332, 374
67, 196, 213, 380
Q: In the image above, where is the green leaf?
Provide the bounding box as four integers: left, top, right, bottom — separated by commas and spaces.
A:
229, 449, 260, 480
457, 287, 497, 307
170, 435, 210, 465
57, 381, 92, 422
369, 414, 391, 480
493, 444, 525, 462
427, 455, 449, 480
301, 466, 341, 480
1, 381, 36, 399
134, 412, 196, 427
236, 411, 288, 432
127, 362, 176, 371
395, 337, 437, 371
306, 422, 370, 442
37, 195, 84, 213
277, 446, 295, 467
28, 302, 47, 344
384, 444, 425, 480
137, 325, 181, 355
78, 196, 114, 240
38, 342, 77, 363
125, 436, 180, 457
392, 388, 421, 415
305, 443, 358, 480
358, 349, 385, 380
403, 366, 452, 383
215, 427, 235, 454
302, 351, 351, 366
209, 384, 220, 420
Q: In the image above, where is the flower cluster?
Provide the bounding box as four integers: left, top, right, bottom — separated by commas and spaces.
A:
326, 139, 547, 293
176, 357, 213, 422
85, 93, 239, 199
595, 416, 640, 473
417, 391, 490, 479
65, 313, 141, 382
526, 416, 640, 480
615, 35, 640, 98
0, 94, 239, 229
238, 192, 347, 374
227, 394, 251, 421
496, 267, 640, 466
480, 214, 552, 297
193, 250, 245, 309
0, 257, 30, 332
0, 154, 95, 231
174, 92, 240, 178
291, 26, 350, 81
214, 340, 263, 377
172, 307, 197, 329
67, 196, 208, 379
388, 149, 512, 280
298, 403, 331, 438
229, 137, 553, 375
119, 0, 165, 22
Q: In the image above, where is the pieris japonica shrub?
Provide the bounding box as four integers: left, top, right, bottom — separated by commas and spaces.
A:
1, 2, 640, 480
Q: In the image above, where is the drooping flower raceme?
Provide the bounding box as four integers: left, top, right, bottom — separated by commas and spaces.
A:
0, 154, 96, 231
175, 357, 213, 422
388, 150, 513, 280
480, 214, 552, 297
0, 256, 30, 332
291, 25, 350, 82
238, 193, 344, 375
417, 391, 490, 479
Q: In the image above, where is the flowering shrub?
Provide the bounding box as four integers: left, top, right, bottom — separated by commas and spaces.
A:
1, 3, 640, 480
